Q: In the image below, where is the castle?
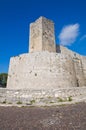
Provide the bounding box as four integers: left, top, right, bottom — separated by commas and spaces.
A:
7, 16, 86, 89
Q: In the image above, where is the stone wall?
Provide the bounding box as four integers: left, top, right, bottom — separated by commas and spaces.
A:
81, 56, 86, 83
57, 45, 86, 86
29, 17, 56, 53
0, 87, 86, 105
29, 17, 42, 52
7, 51, 78, 89
42, 17, 56, 52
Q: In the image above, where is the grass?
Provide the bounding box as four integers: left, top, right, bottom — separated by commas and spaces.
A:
58, 96, 73, 102
67, 96, 72, 101
30, 99, 36, 104
2, 99, 6, 104
49, 101, 55, 103
47, 96, 52, 99
17, 101, 22, 104
58, 97, 64, 102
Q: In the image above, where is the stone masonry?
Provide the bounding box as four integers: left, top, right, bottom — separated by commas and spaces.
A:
7, 16, 86, 89
29, 17, 56, 53
0, 87, 86, 105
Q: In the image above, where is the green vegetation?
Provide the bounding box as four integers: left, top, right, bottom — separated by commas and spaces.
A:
68, 96, 72, 101
2, 99, 7, 104
30, 99, 36, 104
58, 97, 64, 102
17, 101, 22, 104
49, 101, 55, 103
58, 96, 72, 102
0, 73, 8, 88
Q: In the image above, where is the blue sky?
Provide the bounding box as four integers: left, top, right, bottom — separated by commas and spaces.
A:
0, 0, 86, 73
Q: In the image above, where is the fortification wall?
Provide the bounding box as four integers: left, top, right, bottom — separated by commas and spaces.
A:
7, 16, 86, 90
58, 46, 86, 86
7, 51, 77, 89
81, 56, 86, 83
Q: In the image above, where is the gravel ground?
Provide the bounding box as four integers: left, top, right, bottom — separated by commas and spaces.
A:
0, 102, 86, 130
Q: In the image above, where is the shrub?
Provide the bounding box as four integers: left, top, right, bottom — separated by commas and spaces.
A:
2, 99, 6, 104
58, 97, 64, 102
30, 100, 36, 104
0, 73, 8, 88
68, 96, 72, 101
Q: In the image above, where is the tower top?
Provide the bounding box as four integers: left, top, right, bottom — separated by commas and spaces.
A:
29, 16, 56, 53
34, 16, 54, 23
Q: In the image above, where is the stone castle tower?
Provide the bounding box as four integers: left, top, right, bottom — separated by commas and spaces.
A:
29, 17, 56, 53
7, 16, 86, 89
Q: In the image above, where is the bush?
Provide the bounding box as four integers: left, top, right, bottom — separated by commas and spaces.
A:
0, 73, 8, 88
68, 96, 72, 101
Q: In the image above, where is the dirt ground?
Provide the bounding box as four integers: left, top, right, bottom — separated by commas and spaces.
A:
0, 102, 86, 130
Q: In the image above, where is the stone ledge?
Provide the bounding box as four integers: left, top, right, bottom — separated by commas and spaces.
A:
0, 87, 86, 106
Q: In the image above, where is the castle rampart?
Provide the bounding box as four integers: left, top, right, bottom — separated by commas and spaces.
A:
7, 16, 86, 89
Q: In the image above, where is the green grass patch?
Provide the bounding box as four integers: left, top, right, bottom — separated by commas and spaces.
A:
17, 101, 22, 104
67, 96, 72, 101
2, 100, 6, 104
58, 97, 64, 102
30, 99, 36, 104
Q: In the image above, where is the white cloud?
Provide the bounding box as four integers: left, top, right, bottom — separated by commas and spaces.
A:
80, 35, 86, 41
58, 24, 80, 46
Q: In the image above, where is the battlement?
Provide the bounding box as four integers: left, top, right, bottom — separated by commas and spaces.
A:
29, 16, 56, 53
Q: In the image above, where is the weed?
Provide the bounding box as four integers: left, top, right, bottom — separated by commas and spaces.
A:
68, 96, 72, 101
49, 101, 54, 103
58, 97, 64, 102
30, 100, 36, 104
2, 99, 6, 104
17, 101, 22, 104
